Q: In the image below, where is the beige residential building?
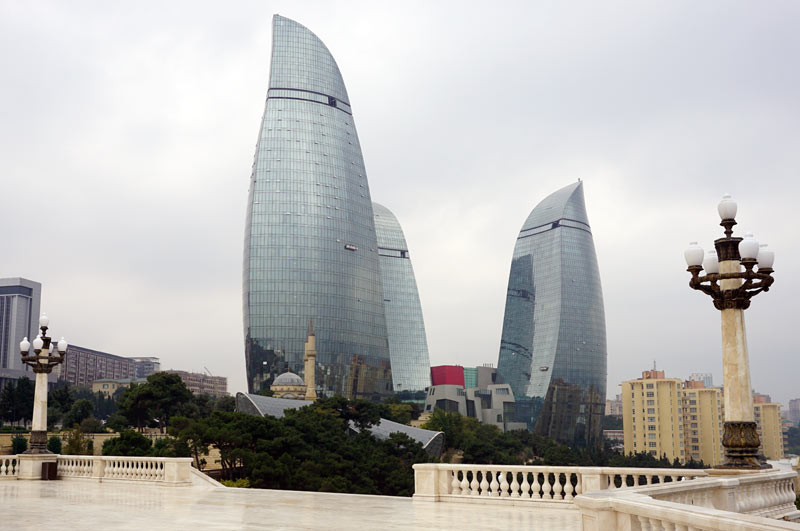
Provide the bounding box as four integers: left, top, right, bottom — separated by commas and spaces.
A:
605, 394, 623, 417
754, 402, 784, 460
91, 377, 147, 397
622, 370, 685, 463
681, 382, 723, 466
165, 370, 228, 398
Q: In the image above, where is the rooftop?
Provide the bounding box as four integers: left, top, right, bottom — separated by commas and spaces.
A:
3, 480, 580, 530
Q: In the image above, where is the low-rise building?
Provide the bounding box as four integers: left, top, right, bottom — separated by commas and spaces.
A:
165, 370, 227, 398
91, 377, 147, 397
423, 381, 526, 432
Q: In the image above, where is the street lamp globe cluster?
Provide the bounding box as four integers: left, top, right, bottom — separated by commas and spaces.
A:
684, 194, 775, 469
19, 313, 68, 454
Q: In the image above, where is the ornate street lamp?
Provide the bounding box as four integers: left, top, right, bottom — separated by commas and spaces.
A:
684, 194, 774, 469
19, 314, 68, 454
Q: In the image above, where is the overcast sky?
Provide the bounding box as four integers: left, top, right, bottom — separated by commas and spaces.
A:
2, 1, 798, 404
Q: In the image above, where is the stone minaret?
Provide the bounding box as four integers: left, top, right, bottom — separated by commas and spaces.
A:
303, 318, 317, 400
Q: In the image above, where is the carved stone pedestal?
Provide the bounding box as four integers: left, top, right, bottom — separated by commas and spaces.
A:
17, 453, 58, 480
716, 421, 771, 470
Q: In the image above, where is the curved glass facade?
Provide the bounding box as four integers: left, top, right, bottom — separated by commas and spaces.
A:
496, 182, 606, 447
373, 203, 431, 397
243, 15, 392, 400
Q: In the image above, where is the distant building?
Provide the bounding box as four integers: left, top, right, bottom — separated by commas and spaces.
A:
430, 365, 465, 387
423, 383, 526, 432
681, 382, 723, 466
91, 377, 147, 397
788, 399, 800, 427
604, 429, 624, 451
165, 370, 227, 398
689, 373, 714, 388
131, 357, 161, 379
60, 344, 136, 388
605, 394, 623, 417
753, 392, 772, 404
0, 277, 41, 372
754, 402, 784, 460
622, 370, 685, 463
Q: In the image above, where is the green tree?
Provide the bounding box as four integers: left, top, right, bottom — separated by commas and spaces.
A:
170, 416, 211, 469
214, 395, 236, 412
47, 436, 62, 454
0, 378, 34, 426
102, 430, 153, 456
144, 372, 193, 432
63, 429, 92, 455
11, 435, 27, 454
79, 416, 106, 433
117, 383, 152, 431
105, 413, 129, 432
62, 399, 94, 428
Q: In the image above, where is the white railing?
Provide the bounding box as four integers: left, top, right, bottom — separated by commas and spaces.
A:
56, 455, 192, 485
575, 469, 800, 530
413, 463, 707, 503
0, 456, 18, 479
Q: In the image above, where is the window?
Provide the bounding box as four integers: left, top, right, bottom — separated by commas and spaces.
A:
648, 425, 656, 431
647, 400, 655, 406
646, 392, 654, 397
690, 408, 697, 413
497, 414, 503, 422
495, 388, 509, 395
647, 408, 655, 414
646, 383, 654, 389
649, 442, 657, 447
649, 433, 656, 439
648, 417, 656, 422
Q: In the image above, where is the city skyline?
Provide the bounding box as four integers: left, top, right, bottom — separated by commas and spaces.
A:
1, 2, 798, 403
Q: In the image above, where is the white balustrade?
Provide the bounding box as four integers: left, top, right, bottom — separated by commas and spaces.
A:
55, 455, 191, 485
413, 463, 707, 503
0, 456, 18, 478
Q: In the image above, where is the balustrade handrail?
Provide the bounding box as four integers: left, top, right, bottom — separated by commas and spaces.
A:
56, 455, 192, 485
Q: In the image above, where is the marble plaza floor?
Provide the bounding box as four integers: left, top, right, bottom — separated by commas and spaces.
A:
1, 479, 581, 531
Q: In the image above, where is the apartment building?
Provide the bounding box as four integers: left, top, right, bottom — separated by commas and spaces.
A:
622, 370, 685, 462
681, 381, 723, 466
754, 402, 784, 460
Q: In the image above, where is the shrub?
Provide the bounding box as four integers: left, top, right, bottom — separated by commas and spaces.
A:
47, 436, 62, 454
221, 478, 250, 488
11, 435, 27, 454
63, 429, 92, 455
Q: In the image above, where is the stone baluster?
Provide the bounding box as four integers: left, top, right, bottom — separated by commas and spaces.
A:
520, 473, 531, 499
450, 470, 461, 495
488, 470, 499, 496
574, 473, 582, 495
460, 471, 470, 495
563, 474, 574, 500
531, 473, 542, 499
469, 470, 480, 496
542, 473, 552, 500
552, 473, 563, 500
507, 471, 518, 497
480, 470, 490, 496
636, 515, 653, 531
499, 471, 510, 497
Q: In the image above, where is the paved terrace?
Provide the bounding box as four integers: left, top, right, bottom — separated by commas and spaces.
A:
2, 480, 580, 531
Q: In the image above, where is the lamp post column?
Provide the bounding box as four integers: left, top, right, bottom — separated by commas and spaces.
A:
29, 371, 51, 452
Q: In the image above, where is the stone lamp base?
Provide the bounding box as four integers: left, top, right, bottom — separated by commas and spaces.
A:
715, 421, 772, 470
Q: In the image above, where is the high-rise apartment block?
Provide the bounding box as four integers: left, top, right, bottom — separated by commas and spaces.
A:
622, 370, 685, 462
496, 182, 606, 446
681, 381, 723, 466
165, 370, 228, 398
689, 372, 714, 388
606, 394, 623, 417
788, 399, 800, 427
59, 344, 137, 388
131, 357, 161, 379
243, 15, 394, 400
754, 402, 784, 460
0, 277, 41, 372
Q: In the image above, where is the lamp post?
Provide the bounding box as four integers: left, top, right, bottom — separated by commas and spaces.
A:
19, 314, 68, 454
684, 194, 774, 469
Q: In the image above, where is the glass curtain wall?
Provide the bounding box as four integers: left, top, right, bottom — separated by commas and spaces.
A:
496, 182, 607, 447
373, 203, 431, 399
243, 15, 391, 400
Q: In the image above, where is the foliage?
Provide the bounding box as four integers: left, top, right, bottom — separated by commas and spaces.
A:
47, 436, 62, 454
63, 429, 93, 455
0, 378, 35, 426
602, 415, 623, 430
11, 435, 28, 454
79, 416, 106, 433
221, 478, 251, 488
786, 426, 800, 456
170, 416, 211, 469
105, 413, 129, 432
150, 437, 191, 458
62, 399, 94, 428
102, 430, 153, 456
116, 373, 192, 432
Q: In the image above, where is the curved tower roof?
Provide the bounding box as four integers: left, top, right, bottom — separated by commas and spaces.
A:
496, 182, 606, 447
243, 15, 391, 400
373, 203, 431, 395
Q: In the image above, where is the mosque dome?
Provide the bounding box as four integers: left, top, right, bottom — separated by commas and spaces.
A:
272, 372, 305, 386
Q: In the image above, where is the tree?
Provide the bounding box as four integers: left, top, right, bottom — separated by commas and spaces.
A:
214, 395, 236, 412
63, 429, 92, 455
79, 416, 106, 433
11, 435, 27, 454
143, 372, 192, 432
0, 378, 34, 426
105, 413, 129, 432
102, 430, 153, 456
170, 416, 211, 469
117, 383, 152, 431
47, 436, 62, 454
62, 399, 94, 429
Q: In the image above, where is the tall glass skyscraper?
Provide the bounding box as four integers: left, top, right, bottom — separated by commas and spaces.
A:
243, 15, 392, 400
373, 203, 431, 398
496, 182, 606, 447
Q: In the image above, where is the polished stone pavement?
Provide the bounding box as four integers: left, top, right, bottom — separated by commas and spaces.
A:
1, 480, 580, 530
